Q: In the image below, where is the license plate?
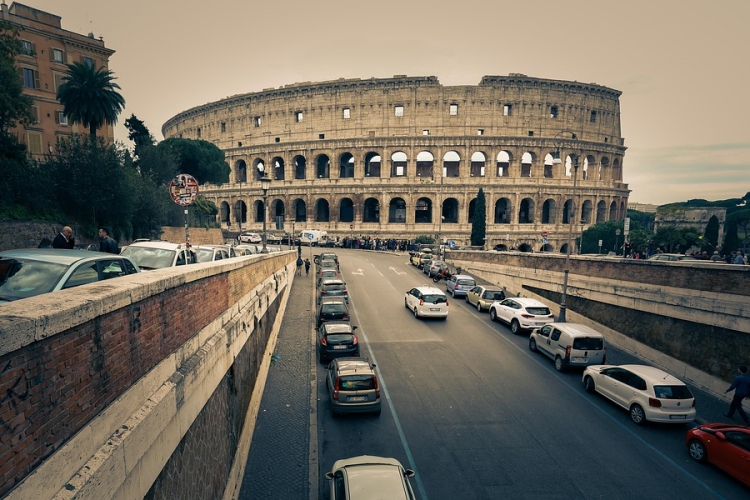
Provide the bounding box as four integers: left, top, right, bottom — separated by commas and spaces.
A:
333, 345, 347, 350
348, 396, 366, 402
430, 308, 441, 311
571, 357, 588, 363
535, 322, 546, 326
669, 415, 686, 420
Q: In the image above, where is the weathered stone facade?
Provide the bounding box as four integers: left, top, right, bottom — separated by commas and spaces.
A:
162, 74, 631, 250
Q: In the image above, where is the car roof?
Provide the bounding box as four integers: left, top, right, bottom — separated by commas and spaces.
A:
321, 279, 345, 285
616, 364, 686, 384
546, 323, 602, 336
323, 323, 354, 333
331, 455, 403, 471
334, 358, 374, 374
126, 241, 183, 250
413, 286, 446, 295
511, 297, 548, 306
320, 297, 347, 305
0, 248, 123, 265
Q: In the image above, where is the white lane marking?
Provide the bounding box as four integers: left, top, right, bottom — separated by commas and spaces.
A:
389, 266, 406, 275
352, 268, 364, 275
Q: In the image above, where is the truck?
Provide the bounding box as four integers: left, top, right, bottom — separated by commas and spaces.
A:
299, 229, 328, 246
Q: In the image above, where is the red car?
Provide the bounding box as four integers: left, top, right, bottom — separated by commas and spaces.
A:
686, 423, 750, 488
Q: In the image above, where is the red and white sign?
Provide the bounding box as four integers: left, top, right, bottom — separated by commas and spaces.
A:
542, 231, 548, 238
169, 174, 199, 206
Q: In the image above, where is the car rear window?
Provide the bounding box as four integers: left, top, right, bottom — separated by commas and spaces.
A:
526, 307, 551, 315
572, 337, 604, 350
325, 334, 354, 343
458, 279, 475, 286
422, 294, 446, 304
653, 385, 694, 399
323, 284, 346, 291
485, 291, 504, 300
322, 303, 347, 313
340, 375, 375, 390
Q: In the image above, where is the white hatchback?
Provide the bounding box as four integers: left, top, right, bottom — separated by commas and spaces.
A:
489, 297, 555, 334
582, 364, 696, 425
404, 286, 449, 319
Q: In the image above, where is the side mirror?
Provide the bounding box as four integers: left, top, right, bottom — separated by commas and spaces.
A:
715, 431, 727, 441
352, 326, 359, 331
325, 472, 334, 480
404, 469, 416, 478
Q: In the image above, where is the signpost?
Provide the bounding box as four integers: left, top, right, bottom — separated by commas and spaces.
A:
169, 174, 199, 253
615, 228, 622, 255
307, 232, 314, 260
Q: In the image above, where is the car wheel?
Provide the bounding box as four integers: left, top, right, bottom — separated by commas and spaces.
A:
476, 301, 482, 312
630, 404, 646, 425
688, 439, 707, 463
529, 337, 538, 352
489, 309, 497, 322
584, 376, 596, 393
404, 298, 408, 309
465, 294, 469, 302
510, 319, 521, 335
554, 356, 565, 372
414, 307, 419, 318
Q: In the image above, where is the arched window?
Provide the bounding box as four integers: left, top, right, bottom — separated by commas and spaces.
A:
365, 152, 381, 177
543, 154, 554, 179
596, 200, 607, 223
415, 197, 432, 223
542, 199, 556, 223
235, 159, 247, 183
389, 198, 406, 223
494, 198, 511, 223
339, 153, 354, 178
496, 151, 511, 177
339, 198, 354, 222
391, 151, 407, 177
315, 198, 330, 221
521, 152, 533, 178
444, 198, 459, 223
272, 157, 285, 181
294, 155, 306, 180
443, 151, 460, 178
293, 198, 307, 222
363, 198, 380, 222
316, 155, 330, 179
416, 151, 434, 178
519, 198, 535, 223
470, 152, 486, 177
254, 158, 266, 179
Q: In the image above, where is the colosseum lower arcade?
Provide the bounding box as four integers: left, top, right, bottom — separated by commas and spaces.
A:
162, 74, 630, 251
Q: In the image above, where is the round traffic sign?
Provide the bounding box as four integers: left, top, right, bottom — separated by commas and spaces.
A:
169, 174, 198, 206
542, 231, 548, 238
307, 233, 314, 240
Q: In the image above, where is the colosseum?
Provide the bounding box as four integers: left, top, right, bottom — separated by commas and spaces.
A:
162, 74, 629, 252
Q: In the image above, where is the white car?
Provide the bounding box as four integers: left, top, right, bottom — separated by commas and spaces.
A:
488, 297, 554, 334
120, 241, 197, 270
325, 455, 416, 500
582, 364, 696, 425
238, 232, 262, 244
404, 286, 449, 319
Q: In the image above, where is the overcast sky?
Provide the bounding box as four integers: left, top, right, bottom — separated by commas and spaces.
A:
21, 0, 750, 205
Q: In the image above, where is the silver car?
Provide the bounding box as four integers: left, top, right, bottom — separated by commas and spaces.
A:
326, 455, 415, 500
325, 358, 381, 416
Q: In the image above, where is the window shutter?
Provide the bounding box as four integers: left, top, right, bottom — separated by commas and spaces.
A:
54, 111, 60, 124
49, 47, 54, 61
31, 42, 36, 55
34, 70, 40, 89
31, 105, 40, 123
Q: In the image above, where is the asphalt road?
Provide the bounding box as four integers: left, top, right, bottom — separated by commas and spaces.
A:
315, 249, 747, 500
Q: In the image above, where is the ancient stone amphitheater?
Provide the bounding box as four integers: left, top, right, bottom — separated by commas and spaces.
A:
162, 74, 629, 251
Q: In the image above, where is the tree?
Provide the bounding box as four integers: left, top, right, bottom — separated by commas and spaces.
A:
157, 138, 230, 184
0, 21, 34, 134
56, 62, 125, 140
722, 218, 740, 255
124, 113, 154, 155
703, 215, 720, 251
470, 188, 487, 246
727, 209, 750, 249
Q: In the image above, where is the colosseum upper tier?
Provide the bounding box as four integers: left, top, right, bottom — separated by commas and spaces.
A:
162, 74, 629, 251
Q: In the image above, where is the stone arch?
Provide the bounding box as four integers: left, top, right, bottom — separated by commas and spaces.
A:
339, 197, 354, 222
609, 200, 618, 220
443, 198, 459, 223
254, 200, 265, 223
315, 198, 330, 222
494, 198, 511, 223
391, 151, 408, 177
581, 200, 593, 224
518, 243, 533, 252
496, 150, 512, 177
494, 244, 508, 251
253, 158, 266, 179
294, 155, 306, 180
293, 198, 307, 222
596, 200, 607, 223
363, 197, 380, 222
542, 199, 556, 223
316, 154, 330, 179
443, 150, 460, 178
613, 158, 622, 181
470, 151, 486, 178
235, 159, 247, 183
234, 200, 246, 226
272, 156, 285, 181
415, 197, 432, 223
519, 198, 535, 224
563, 199, 574, 224
543, 153, 554, 178
416, 150, 434, 178
339, 153, 355, 178
220, 201, 230, 225
601, 156, 610, 181
540, 243, 554, 252
389, 197, 406, 223
560, 243, 571, 254
521, 152, 534, 177
365, 152, 381, 177
272, 199, 285, 219
620, 201, 626, 219
583, 155, 595, 181
468, 198, 477, 222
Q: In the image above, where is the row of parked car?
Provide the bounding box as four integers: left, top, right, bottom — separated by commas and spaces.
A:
411, 261, 749, 488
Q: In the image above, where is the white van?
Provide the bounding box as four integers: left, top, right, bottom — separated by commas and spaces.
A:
299, 229, 328, 246
529, 323, 606, 372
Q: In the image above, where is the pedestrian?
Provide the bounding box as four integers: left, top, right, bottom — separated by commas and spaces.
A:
725, 365, 750, 424
304, 258, 311, 276
98, 226, 119, 254
296, 256, 303, 275
52, 226, 75, 249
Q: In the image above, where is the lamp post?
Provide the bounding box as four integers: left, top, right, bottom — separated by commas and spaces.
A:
237, 179, 243, 233
260, 174, 271, 253
552, 132, 580, 323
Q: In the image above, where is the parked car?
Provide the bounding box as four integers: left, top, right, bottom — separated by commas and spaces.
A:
265, 232, 282, 244
647, 253, 697, 262
489, 297, 554, 334
445, 274, 475, 297
317, 269, 342, 287
317, 297, 350, 327
120, 241, 197, 270
423, 259, 448, 277
410, 249, 432, 267
238, 232, 262, 244
318, 323, 360, 363
316, 252, 339, 265
0, 249, 140, 303
317, 259, 340, 272
235, 244, 260, 255
318, 278, 349, 304
325, 455, 416, 500
193, 245, 231, 263
529, 323, 607, 371
465, 286, 505, 311
582, 364, 696, 425
325, 358, 381, 416
686, 423, 750, 488
404, 286, 449, 319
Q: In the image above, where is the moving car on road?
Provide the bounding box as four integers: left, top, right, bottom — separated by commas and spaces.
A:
325, 358, 381, 416
465, 286, 505, 312
686, 423, 750, 488
489, 297, 554, 334
445, 274, 475, 297
325, 455, 416, 500
404, 286, 449, 319
529, 323, 607, 371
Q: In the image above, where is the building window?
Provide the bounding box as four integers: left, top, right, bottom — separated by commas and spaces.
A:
590, 110, 597, 123
528, 131, 534, 137
343, 107, 350, 119
20, 40, 34, 56
477, 129, 484, 136
27, 132, 42, 154
55, 111, 68, 125
319, 134, 325, 139
295, 111, 303, 122
550, 105, 558, 118
422, 130, 429, 136
394, 105, 404, 117
449, 104, 458, 116
220, 122, 226, 133
196, 127, 201, 138
51, 48, 64, 63
503, 104, 512, 116
54, 73, 66, 92
254, 116, 262, 127
30, 105, 39, 123
82, 56, 94, 67
22, 68, 39, 89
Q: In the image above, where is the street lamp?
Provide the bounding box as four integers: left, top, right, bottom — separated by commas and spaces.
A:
260, 174, 271, 253
237, 179, 243, 233
552, 132, 580, 323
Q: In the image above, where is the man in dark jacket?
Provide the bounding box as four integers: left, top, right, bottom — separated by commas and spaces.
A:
98, 227, 119, 254
52, 226, 75, 249
725, 365, 750, 424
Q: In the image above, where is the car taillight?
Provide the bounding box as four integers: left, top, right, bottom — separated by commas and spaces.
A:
692, 399, 696, 407
419, 299, 424, 306
343, 313, 349, 320
373, 375, 380, 398
648, 397, 662, 408
333, 377, 340, 400
565, 345, 571, 359
352, 335, 358, 345
548, 314, 555, 318
446, 299, 449, 306
343, 290, 348, 294
521, 314, 534, 318
321, 337, 327, 346
321, 290, 327, 295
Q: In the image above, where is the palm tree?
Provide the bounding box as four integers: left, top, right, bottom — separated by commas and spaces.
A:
56, 62, 125, 140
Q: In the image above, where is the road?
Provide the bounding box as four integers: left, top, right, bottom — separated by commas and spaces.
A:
315, 249, 746, 499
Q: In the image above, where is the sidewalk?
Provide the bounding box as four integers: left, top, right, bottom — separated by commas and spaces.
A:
238, 271, 314, 499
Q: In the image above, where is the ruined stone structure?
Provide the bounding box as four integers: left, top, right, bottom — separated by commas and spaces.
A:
162, 74, 630, 251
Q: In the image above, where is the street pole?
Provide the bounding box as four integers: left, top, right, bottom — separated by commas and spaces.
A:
558, 156, 579, 323
260, 175, 271, 253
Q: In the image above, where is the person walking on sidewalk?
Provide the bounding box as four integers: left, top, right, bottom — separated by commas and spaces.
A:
296, 256, 303, 276
304, 258, 311, 276
725, 365, 750, 424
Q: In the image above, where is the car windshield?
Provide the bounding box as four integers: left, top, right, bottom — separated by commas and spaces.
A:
0, 258, 68, 300
525, 307, 551, 315
422, 294, 446, 304
485, 291, 504, 300
322, 303, 347, 313
572, 337, 604, 350
458, 279, 475, 286
339, 375, 375, 390
194, 248, 215, 262
653, 385, 694, 399
121, 247, 177, 270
